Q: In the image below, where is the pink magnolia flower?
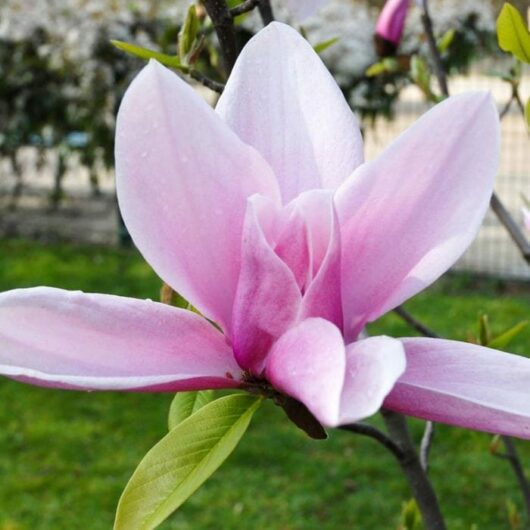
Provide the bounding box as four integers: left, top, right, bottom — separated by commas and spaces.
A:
375, 0, 410, 56
1, 23, 529, 437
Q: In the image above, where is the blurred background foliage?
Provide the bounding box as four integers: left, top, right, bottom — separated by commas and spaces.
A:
0, 0, 512, 207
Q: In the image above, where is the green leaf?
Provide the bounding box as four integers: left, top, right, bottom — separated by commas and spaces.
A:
313, 36, 340, 54
168, 390, 215, 430
525, 97, 530, 129
489, 434, 502, 455
400, 499, 421, 530
410, 55, 433, 99
366, 61, 388, 77
115, 394, 262, 530
437, 28, 455, 54
179, 5, 200, 62
111, 40, 188, 72
478, 314, 491, 346
365, 58, 398, 77
489, 320, 529, 350
496, 3, 530, 64
506, 498, 521, 529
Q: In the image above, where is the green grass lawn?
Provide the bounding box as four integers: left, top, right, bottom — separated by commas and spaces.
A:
1, 238, 529, 530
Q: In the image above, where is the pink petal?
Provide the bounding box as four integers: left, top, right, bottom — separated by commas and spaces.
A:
336, 92, 500, 340
338, 336, 406, 425
115, 60, 280, 333
231, 196, 302, 374
384, 338, 530, 439
216, 22, 363, 203
273, 203, 312, 292
0, 287, 241, 391
266, 318, 346, 426
295, 191, 343, 329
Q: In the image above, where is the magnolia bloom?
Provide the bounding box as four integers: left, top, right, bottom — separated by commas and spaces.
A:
1, 23, 530, 437
374, 0, 410, 56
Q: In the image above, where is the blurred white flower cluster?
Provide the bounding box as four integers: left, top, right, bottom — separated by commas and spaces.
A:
0, 0, 180, 68
0, 0, 496, 84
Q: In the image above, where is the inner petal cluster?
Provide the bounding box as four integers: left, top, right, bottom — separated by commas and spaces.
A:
230, 191, 344, 377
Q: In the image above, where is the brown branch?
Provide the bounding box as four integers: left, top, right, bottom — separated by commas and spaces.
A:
394, 306, 439, 338
393, 306, 438, 473
340, 423, 404, 460
229, 0, 273, 24
502, 436, 530, 522
514, 90, 526, 117
202, 0, 239, 75
499, 96, 514, 119
420, 0, 449, 98
382, 410, 447, 530
189, 69, 225, 93
230, 0, 260, 17
341, 417, 445, 528
490, 193, 530, 265
257, 0, 274, 25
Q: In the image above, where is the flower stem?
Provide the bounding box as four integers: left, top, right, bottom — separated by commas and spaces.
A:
230, 0, 260, 17
339, 422, 404, 460
381, 410, 447, 530
202, 0, 239, 75
501, 436, 530, 522
420, 0, 448, 98
257, 0, 274, 25
189, 70, 225, 93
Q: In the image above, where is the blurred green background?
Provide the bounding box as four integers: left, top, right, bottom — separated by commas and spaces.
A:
0, 240, 529, 530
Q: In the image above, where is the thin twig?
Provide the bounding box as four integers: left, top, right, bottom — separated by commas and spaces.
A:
189, 69, 225, 93
420, 0, 449, 97
381, 410, 447, 530
397, 302, 530, 516
514, 90, 526, 117
339, 423, 404, 460
502, 436, 530, 523
499, 96, 514, 119
230, 0, 260, 17
490, 193, 530, 265
202, 0, 239, 75
394, 306, 439, 338
257, 0, 274, 25
393, 306, 438, 473
420, 421, 435, 473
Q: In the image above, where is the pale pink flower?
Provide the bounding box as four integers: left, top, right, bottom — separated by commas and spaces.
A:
375, 0, 410, 46
1, 23, 529, 437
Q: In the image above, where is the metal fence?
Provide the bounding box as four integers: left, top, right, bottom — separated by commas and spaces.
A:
1, 70, 529, 280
